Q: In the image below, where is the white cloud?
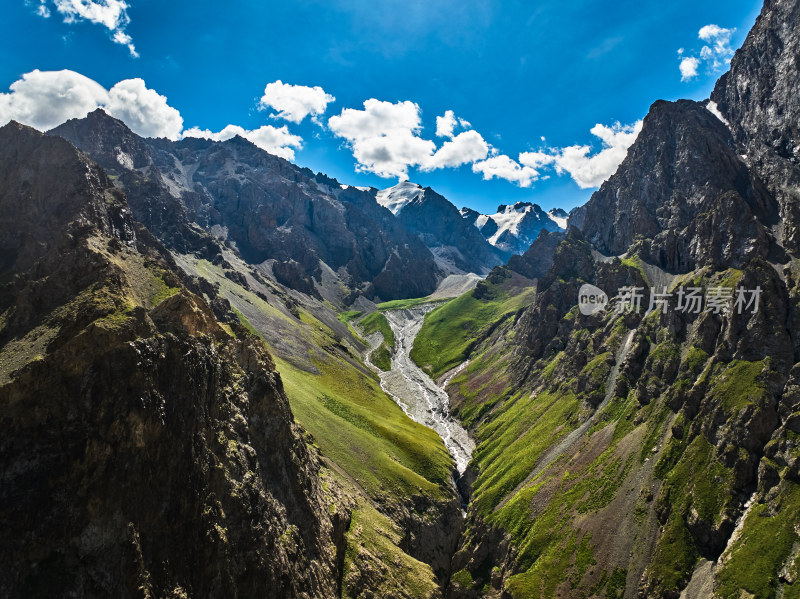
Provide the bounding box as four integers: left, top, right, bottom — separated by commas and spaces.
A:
519, 150, 555, 170
436, 110, 457, 138
105, 78, 183, 140
0, 69, 183, 139
259, 80, 335, 124
183, 124, 303, 161
328, 99, 436, 178
678, 24, 735, 81
679, 56, 700, 81
472, 154, 541, 187
35, 1, 51, 17
435, 109, 472, 138
40, 0, 138, 57
423, 130, 489, 170
0, 69, 108, 131
698, 24, 732, 43
551, 120, 642, 188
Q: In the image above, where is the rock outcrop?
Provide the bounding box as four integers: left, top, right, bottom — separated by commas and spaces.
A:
0, 123, 347, 598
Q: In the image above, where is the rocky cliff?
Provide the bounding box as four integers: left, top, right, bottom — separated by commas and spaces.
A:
0, 122, 348, 598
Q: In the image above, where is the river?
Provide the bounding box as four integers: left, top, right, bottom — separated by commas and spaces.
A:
365, 304, 475, 476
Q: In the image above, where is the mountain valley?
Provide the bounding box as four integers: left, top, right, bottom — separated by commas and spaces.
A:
2, 1, 800, 597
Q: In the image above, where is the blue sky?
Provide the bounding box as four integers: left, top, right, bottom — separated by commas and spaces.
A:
1, 0, 762, 214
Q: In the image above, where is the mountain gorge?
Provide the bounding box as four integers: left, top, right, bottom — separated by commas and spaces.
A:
2, 0, 800, 597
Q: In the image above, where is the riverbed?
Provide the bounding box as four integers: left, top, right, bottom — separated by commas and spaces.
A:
365, 304, 475, 475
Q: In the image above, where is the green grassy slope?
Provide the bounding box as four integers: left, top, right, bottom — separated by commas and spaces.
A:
359, 311, 395, 371
411, 269, 536, 379
428, 259, 800, 599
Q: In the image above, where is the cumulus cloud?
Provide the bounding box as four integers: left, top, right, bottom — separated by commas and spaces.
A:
327, 94, 641, 189
435, 110, 471, 138
0, 69, 182, 139
0, 69, 108, 131
551, 120, 642, 188
328, 99, 436, 178
519, 150, 556, 170
423, 130, 489, 170
182, 124, 303, 161
106, 78, 183, 139
259, 80, 335, 124
37, 0, 138, 56
678, 24, 735, 81
435, 110, 457, 138
472, 154, 541, 187
679, 56, 700, 81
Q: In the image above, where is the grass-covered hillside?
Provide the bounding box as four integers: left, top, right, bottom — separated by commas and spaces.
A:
422, 249, 800, 599
411, 268, 537, 380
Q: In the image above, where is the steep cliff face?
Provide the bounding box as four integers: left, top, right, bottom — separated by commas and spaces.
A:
711, 0, 800, 254
0, 123, 347, 598
579, 99, 777, 272
50, 110, 441, 302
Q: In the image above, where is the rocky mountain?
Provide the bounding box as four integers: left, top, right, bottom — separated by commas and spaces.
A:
413, 1, 800, 597
376, 181, 509, 275
0, 122, 347, 597
577, 98, 777, 272
460, 202, 564, 255
49, 110, 441, 302
506, 229, 565, 280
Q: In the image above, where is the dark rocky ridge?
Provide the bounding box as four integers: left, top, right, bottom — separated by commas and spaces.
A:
0, 122, 348, 597
506, 229, 565, 280
50, 110, 441, 302
579, 99, 778, 273
711, 0, 800, 254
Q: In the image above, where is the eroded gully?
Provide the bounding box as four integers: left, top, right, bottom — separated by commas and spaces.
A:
364, 304, 475, 500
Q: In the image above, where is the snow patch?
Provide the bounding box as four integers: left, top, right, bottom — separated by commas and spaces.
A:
706, 101, 731, 129
115, 147, 133, 170
547, 210, 568, 229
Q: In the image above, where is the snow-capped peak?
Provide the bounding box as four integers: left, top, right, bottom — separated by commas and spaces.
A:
376, 181, 424, 214
479, 203, 537, 245
461, 202, 565, 254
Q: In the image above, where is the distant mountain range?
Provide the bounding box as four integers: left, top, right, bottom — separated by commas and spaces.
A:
374, 181, 509, 275
460, 202, 567, 255
47, 112, 541, 302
